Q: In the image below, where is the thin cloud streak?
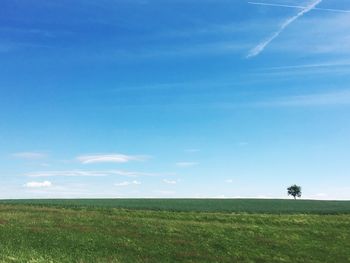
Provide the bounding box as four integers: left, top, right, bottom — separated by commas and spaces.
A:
77, 154, 150, 164
265, 61, 350, 70
115, 180, 141, 187
247, 0, 322, 58
12, 152, 48, 160
27, 170, 109, 177
248, 2, 350, 13
257, 89, 350, 107
26, 170, 173, 178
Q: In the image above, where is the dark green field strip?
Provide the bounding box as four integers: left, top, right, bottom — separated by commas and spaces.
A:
0, 205, 349, 262
1, 199, 350, 214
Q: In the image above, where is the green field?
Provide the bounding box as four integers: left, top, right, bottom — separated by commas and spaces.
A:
0, 199, 349, 262
2, 198, 350, 214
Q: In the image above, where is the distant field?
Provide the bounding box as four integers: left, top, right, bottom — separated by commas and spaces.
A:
0, 200, 350, 262
1, 198, 350, 214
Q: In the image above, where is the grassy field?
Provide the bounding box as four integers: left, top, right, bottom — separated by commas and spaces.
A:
0, 199, 349, 262
1, 198, 350, 214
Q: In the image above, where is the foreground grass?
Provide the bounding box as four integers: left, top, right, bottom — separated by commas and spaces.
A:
0, 203, 350, 262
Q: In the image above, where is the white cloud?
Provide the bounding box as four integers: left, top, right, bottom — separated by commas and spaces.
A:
247, 0, 322, 58
115, 180, 141, 187
77, 154, 150, 164
24, 181, 52, 188
225, 179, 233, 183
12, 152, 47, 160
26, 170, 168, 178
176, 162, 198, 167
163, 179, 177, 184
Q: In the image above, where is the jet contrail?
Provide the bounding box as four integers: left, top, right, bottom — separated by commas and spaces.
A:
248, 2, 350, 13
247, 0, 322, 58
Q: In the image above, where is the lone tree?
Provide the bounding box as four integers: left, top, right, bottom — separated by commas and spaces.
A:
287, 184, 302, 200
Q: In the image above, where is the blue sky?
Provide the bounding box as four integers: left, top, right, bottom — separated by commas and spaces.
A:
1, 0, 350, 199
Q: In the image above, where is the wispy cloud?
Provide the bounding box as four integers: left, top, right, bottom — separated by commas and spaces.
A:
176, 162, 198, 167
273, 14, 350, 55
26, 170, 171, 177
77, 154, 149, 164
163, 179, 177, 185
225, 179, 233, 184
24, 181, 52, 188
248, 2, 350, 13
250, 60, 350, 79
247, 0, 322, 58
258, 89, 350, 107
12, 152, 48, 160
27, 170, 108, 177
115, 180, 141, 187
266, 61, 350, 71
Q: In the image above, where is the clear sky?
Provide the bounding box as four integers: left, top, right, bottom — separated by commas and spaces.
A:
1, 0, 350, 199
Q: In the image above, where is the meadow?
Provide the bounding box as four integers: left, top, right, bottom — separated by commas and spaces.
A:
0, 199, 349, 262
2, 198, 350, 214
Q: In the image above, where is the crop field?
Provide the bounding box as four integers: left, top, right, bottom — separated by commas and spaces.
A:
0, 199, 349, 263
2, 198, 350, 214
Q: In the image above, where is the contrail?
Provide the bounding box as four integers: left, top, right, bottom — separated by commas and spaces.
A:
248, 2, 350, 13
247, 0, 322, 58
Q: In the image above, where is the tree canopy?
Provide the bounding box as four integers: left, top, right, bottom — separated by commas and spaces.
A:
287, 185, 302, 200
